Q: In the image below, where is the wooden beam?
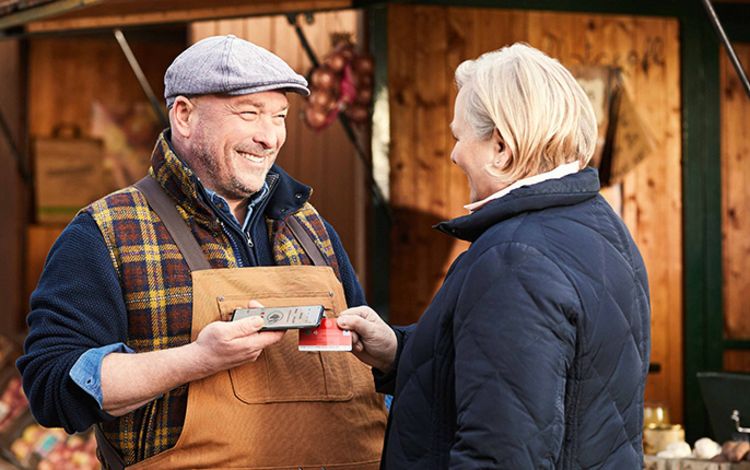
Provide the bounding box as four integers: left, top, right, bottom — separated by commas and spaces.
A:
682, 1, 723, 444
26, 0, 352, 33
0, 0, 102, 31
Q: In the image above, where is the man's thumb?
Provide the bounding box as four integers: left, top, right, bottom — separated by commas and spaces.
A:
233, 316, 265, 337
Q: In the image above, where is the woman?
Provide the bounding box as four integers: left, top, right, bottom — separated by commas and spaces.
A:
337, 43, 650, 469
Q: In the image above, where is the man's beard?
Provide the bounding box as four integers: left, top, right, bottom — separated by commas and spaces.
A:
192, 138, 261, 200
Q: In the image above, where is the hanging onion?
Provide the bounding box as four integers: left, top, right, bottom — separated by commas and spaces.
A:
355, 87, 373, 105
345, 104, 369, 123
325, 52, 346, 72
305, 107, 328, 129
304, 38, 375, 130
309, 89, 336, 110
353, 56, 374, 75
311, 67, 337, 90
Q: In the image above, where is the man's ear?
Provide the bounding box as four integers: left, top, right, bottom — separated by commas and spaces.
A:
170, 96, 195, 138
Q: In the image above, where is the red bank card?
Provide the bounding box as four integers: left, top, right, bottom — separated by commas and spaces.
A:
298, 317, 352, 352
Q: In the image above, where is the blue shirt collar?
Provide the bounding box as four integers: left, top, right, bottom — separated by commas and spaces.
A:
204, 182, 270, 233
163, 131, 311, 221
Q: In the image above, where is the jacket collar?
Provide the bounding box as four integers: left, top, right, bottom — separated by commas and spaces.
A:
435, 167, 601, 242
149, 130, 312, 224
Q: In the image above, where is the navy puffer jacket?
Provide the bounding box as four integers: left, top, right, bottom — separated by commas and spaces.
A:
376, 168, 650, 469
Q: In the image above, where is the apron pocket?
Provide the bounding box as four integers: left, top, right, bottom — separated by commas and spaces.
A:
216, 293, 354, 404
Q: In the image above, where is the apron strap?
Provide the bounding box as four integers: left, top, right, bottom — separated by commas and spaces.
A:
286, 215, 328, 267
94, 424, 127, 470
134, 176, 212, 272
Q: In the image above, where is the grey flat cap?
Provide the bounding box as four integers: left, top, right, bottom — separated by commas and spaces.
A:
164, 35, 309, 108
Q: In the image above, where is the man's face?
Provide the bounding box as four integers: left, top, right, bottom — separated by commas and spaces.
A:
187, 92, 289, 200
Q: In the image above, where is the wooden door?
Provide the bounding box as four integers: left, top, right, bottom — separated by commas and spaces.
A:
721, 42, 750, 372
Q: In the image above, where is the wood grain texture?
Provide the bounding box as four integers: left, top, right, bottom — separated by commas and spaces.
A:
388, 5, 683, 422
26, 0, 353, 33
724, 350, 750, 373
0, 39, 25, 332
25, 225, 64, 306
25, 29, 185, 320
721, 42, 750, 343
28, 29, 185, 137
190, 11, 368, 279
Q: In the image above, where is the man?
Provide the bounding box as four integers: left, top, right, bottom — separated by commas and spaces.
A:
18, 35, 387, 469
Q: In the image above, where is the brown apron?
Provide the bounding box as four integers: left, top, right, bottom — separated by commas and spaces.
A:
96, 177, 387, 469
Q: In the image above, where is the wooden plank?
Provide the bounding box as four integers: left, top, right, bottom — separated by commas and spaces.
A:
661, 17, 684, 424
724, 350, 750, 373
25, 225, 64, 304
721, 42, 750, 341
271, 14, 302, 180
412, 5, 449, 319
0, 0, 103, 31
189, 20, 217, 43
681, 2, 723, 442
215, 17, 246, 39
28, 29, 185, 137
0, 38, 24, 332
387, 4, 418, 322
26, 0, 352, 33
633, 16, 683, 424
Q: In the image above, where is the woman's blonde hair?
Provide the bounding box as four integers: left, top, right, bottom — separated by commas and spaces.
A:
455, 43, 597, 182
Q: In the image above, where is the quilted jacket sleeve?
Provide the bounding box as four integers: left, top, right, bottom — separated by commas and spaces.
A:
450, 242, 579, 469
372, 324, 415, 395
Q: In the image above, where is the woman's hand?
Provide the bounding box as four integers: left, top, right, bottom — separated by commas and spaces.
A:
337, 306, 397, 373
717, 440, 750, 462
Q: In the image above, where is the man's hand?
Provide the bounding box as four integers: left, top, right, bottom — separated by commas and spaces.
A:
102, 300, 284, 416
192, 300, 285, 375
336, 306, 397, 373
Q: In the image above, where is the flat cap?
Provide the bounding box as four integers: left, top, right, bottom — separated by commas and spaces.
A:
164, 34, 309, 108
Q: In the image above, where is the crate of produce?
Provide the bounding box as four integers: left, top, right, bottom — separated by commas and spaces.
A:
2, 413, 98, 470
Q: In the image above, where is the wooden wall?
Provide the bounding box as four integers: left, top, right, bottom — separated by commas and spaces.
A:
24, 28, 186, 324
0, 38, 24, 333
28, 29, 184, 138
388, 5, 684, 422
721, 42, 750, 372
190, 11, 368, 279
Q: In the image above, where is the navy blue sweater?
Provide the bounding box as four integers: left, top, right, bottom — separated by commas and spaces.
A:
17, 168, 365, 433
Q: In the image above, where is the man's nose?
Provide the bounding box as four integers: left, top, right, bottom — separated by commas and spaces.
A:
252, 119, 277, 149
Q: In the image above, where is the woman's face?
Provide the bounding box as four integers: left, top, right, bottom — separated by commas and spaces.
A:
450, 88, 508, 203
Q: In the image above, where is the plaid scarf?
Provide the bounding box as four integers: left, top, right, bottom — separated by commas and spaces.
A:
87, 132, 340, 465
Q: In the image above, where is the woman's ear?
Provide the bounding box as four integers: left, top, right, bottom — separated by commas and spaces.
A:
170, 96, 195, 138
491, 128, 511, 168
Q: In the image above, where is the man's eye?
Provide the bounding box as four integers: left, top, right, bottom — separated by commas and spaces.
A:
274, 114, 288, 119
240, 111, 258, 117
